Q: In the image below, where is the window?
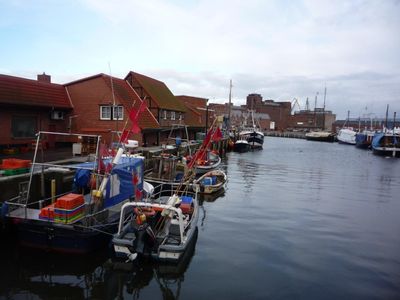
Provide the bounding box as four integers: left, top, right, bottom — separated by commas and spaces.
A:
100, 106, 112, 120
179, 113, 183, 121
12, 116, 37, 138
171, 111, 175, 120
113, 106, 124, 120
163, 110, 167, 120
100, 105, 123, 120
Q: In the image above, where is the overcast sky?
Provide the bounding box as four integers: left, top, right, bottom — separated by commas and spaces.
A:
1, 0, 399, 119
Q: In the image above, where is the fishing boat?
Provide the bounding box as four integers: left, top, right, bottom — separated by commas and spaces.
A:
193, 170, 227, 194
233, 139, 251, 153
371, 131, 400, 157
144, 154, 193, 194
239, 110, 264, 149
305, 131, 335, 142
2, 131, 146, 254
355, 130, 375, 149
194, 150, 221, 175
187, 123, 223, 175
337, 111, 357, 145
112, 186, 199, 262
337, 128, 357, 145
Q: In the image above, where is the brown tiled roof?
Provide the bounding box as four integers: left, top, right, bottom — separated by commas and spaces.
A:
126, 71, 186, 112
176, 95, 206, 127
176, 95, 208, 109
0, 74, 72, 109
102, 75, 160, 130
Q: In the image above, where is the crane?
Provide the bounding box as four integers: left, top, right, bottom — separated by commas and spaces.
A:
291, 98, 301, 114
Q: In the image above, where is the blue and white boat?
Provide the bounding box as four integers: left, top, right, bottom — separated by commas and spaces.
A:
371, 130, 400, 157
2, 131, 146, 254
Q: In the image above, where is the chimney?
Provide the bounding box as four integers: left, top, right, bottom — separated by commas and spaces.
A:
37, 72, 51, 83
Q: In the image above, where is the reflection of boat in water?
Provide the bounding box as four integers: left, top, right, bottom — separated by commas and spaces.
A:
105, 229, 198, 300
198, 188, 226, 204
194, 170, 227, 194
112, 186, 199, 262
0, 236, 108, 299
2, 132, 145, 254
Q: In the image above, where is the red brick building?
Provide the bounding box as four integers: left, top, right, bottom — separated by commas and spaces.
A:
175, 95, 209, 139
246, 94, 291, 131
125, 72, 187, 144
0, 73, 72, 150
65, 73, 160, 146
289, 109, 336, 132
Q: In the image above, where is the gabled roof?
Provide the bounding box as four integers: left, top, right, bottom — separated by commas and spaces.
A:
176, 95, 206, 127
66, 73, 160, 130
126, 71, 186, 112
0, 74, 72, 109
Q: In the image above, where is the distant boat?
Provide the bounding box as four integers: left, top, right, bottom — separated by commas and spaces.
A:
241, 110, 264, 149
337, 128, 357, 145
305, 131, 335, 142
371, 131, 400, 157
355, 130, 375, 149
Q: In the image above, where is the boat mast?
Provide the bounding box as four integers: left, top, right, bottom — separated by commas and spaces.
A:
385, 104, 389, 132
322, 86, 326, 131
314, 92, 318, 129
228, 79, 232, 131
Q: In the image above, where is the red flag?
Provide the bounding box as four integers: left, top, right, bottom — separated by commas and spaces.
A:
212, 127, 223, 142
120, 100, 147, 143
120, 129, 130, 144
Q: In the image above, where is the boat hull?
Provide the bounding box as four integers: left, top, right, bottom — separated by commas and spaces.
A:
371, 132, 400, 157
247, 132, 264, 149
233, 141, 250, 153
305, 132, 335, 143
195, 157, 221, 175
6, 217, 114, 254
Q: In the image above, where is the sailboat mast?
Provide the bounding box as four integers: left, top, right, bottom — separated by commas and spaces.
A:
228, 79, 232, 131
385, 104, 389, 131
323, 86, 326, 130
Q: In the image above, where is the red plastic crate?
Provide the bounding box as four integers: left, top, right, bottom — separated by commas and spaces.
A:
55, 193, 84, 209
39, 203, 55, 220
0, 158, 31, 170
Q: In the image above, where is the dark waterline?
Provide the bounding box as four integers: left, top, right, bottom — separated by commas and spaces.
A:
1, 137, 400, 299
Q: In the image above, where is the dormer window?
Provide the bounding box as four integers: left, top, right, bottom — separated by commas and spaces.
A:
171, 111, 175, 120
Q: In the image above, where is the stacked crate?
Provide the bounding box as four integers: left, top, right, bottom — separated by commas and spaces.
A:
39, 193, 85, 223
0, 158, 31, 176
54, 193, 85, 224
39, 203, 55, 221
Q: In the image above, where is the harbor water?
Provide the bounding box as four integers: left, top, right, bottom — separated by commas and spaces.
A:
1, 137, 400, 299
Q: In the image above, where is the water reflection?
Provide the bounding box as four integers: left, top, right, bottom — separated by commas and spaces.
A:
0, 237, 108, 299
102, 229, 198, 299
0, 229, 198, 299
